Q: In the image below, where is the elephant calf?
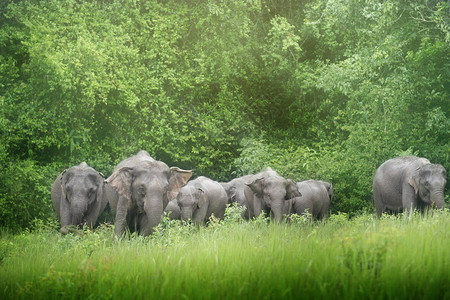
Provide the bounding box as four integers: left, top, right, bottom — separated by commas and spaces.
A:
373, 156, 447, 217
177, 176, 228, 224
51, 162, 111, 234
221, 174, 255, 219
164, 198, 181, 220
284, 180, 333, 220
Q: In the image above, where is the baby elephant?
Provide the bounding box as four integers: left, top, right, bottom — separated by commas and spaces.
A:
51, 162, 111, 234
164, 198, 181, 220
221, 174, 254, 219
284, 180, 333, 220
177, 176, 228, 224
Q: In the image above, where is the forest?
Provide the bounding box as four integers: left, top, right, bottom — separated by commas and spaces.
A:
0, 0, 449, 229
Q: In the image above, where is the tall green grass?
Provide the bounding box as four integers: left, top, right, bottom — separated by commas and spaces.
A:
1, 209, 449, 299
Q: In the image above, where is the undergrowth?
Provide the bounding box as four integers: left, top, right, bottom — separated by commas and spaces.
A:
0, 207, 449, 300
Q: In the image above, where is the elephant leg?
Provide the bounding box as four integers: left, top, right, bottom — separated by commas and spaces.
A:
114, 196, 130, 237
241, 207, 249, 220
253, 195, 263, 218
85, 202, 102, 229
402, 186, 417, 217
319, 205, 329, 220
138, 214, 151, 236
373, 183, 385, 218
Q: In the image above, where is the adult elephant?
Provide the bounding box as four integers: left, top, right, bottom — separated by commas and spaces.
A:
244, 167, 301, 222
221, 175, 254, 219
177, 176, 228, 224
51, 162, 111, 234
106, 150, 192, 236
284, 180, 333, 220
373, 156, 447, 218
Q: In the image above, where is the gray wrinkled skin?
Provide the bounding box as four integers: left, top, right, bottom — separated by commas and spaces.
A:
106, 150, 192, 236
221, 174, 255, 219
284, 180, 333, 220
244, 167, 301, 222
51, 162, 111, 234
164, 198, 181, 220
177, 176, 228, 224
373, 156, 447, 217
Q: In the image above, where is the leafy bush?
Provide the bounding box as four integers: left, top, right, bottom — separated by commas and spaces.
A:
0, 0, 448, 228
0, 160, 60, 231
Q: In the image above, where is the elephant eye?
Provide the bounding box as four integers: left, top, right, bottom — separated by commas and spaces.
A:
138, 186, 146, 196
65, 186, 72, 195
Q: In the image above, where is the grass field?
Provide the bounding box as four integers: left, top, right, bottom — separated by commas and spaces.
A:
1, 208, 449, 300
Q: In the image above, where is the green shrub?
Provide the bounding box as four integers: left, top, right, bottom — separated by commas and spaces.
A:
0, 160, 60, 231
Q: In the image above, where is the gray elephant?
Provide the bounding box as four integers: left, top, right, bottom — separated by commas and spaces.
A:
177, 176, 228, 224
244, 167, 301, 222
373, 156, 447, 217
221, 174, 254, 219
106, 150, 192, 236
51, 162, 111, 234
164, 198, 181, 220
284, 180, 333, 220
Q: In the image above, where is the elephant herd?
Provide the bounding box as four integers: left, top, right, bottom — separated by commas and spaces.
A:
51, 151, 447, 237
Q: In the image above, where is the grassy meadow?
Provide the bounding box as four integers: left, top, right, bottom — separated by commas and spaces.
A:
0, 208, 449, 300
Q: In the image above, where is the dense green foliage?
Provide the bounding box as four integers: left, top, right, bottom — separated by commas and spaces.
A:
1, 210, 449, 299
0, 0, 449, 228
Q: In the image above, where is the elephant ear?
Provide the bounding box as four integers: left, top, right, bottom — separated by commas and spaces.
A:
247, 177, 264, 196
58, 169, 71, 226
327, 183, 334, 201
166, 167, 193, 203
196, 188, 206, 208
107, 167, 134, 200
229, 186, 237, 203
95, 172, 106, 206
323, 182, 334, 201
59, 169, 72, 202
408, 177, 419, 195
286, 179, 302, 199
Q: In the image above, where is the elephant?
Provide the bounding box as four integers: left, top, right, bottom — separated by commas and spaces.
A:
244, 167, 301, 222
177, 176, 228, 224
284, 180, 333, 220
221, 174, 255, 219
373, 156, 447, 218
51, 162, 112, 234
164, 198, 181, 220
106, 150, 192, 236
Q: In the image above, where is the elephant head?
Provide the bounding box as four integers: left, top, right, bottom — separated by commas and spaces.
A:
107, 160, 192, 236
177, 186, 206, 223
246, 173, 301, 222
408, 164, 447, 209
322, 181, 334, 202
53, 162, 107, 234
221, 183, 237, 204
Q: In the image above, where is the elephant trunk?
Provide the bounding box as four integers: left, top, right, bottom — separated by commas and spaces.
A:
180, 207, 193, 222
430, 190, 445, 209
70, 197, 89, 226
141, 195, 164, 236
270, 200, 285, 223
